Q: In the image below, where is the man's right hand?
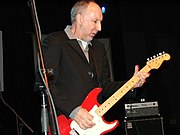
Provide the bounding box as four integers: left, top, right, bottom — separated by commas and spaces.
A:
73, 107, 96, 130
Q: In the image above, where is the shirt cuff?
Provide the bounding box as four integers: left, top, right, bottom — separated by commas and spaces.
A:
69, 106, 81, 119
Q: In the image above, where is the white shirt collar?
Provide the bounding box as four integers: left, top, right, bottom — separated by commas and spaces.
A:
77, 39, 88, 50
64, 25, 92, 50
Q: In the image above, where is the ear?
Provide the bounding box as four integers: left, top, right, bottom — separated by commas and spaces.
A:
76, 13, 83, 25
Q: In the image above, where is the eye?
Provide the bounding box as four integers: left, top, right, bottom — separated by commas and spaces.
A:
93, 20, 97, 24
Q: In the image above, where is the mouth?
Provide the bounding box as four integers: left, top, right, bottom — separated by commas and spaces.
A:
91, 33, 96, 37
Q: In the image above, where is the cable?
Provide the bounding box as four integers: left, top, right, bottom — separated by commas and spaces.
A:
28, 0, 60, 134
0, 92, 34, 134
37, 52, 60, 135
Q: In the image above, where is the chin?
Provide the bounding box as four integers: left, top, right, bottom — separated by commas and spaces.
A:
86, 38, 93, 42
89, 36, 94, 41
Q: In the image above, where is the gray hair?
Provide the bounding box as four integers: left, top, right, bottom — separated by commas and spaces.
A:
70, 0, 96, 23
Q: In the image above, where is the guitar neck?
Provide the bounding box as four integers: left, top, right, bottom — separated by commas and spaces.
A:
95, 65, 151, 117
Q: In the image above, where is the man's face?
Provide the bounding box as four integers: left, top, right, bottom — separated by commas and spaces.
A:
80, 3, 103, 42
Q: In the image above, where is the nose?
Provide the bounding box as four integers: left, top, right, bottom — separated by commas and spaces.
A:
96, 21, 102, 31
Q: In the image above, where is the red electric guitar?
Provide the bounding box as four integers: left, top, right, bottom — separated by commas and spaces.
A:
55, 52, 170, 135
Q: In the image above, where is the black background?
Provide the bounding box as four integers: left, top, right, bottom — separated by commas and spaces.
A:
0, 0, 180, 135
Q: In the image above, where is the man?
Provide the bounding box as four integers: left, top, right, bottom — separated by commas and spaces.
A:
42, 0, 150, 134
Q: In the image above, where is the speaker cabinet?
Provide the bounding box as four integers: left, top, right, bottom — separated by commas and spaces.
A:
97, 38, 114, 81
124, 117, 164, 135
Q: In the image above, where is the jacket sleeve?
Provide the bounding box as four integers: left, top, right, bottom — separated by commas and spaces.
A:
98, 44, 125, 97
42, 34, 78, 117
99, 42, 137, 99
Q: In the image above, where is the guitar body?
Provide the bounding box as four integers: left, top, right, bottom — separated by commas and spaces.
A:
49, 53, 170, 135
57, 88, 119, 135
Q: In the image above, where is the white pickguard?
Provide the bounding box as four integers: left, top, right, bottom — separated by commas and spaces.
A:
70, 105, 118, 135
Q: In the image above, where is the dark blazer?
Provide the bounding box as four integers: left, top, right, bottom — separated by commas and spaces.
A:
42, 31, 124, 117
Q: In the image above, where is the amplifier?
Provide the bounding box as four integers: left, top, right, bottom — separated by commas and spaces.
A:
124, 101, 160, 118
124, 117, 164, 135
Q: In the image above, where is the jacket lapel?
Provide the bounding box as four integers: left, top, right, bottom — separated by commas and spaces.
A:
91, 40, 103, 78
67, 39, 88, 62
67, 39, 103, 78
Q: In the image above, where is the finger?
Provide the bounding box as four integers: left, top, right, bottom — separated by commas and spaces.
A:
83, 114, 96, 127
137, 72, 146, 83
134, 65, 140, 75
77, 108, 95, 129
84, 121, 95, 128
79, 122, 86, 130
79, 118, 95, 129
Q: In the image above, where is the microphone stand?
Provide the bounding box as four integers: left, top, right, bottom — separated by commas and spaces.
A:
0, 92, 34, 134
28, 0, 60, 135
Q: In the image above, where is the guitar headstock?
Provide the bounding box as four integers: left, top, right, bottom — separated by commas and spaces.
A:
146, 52, 170, 69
